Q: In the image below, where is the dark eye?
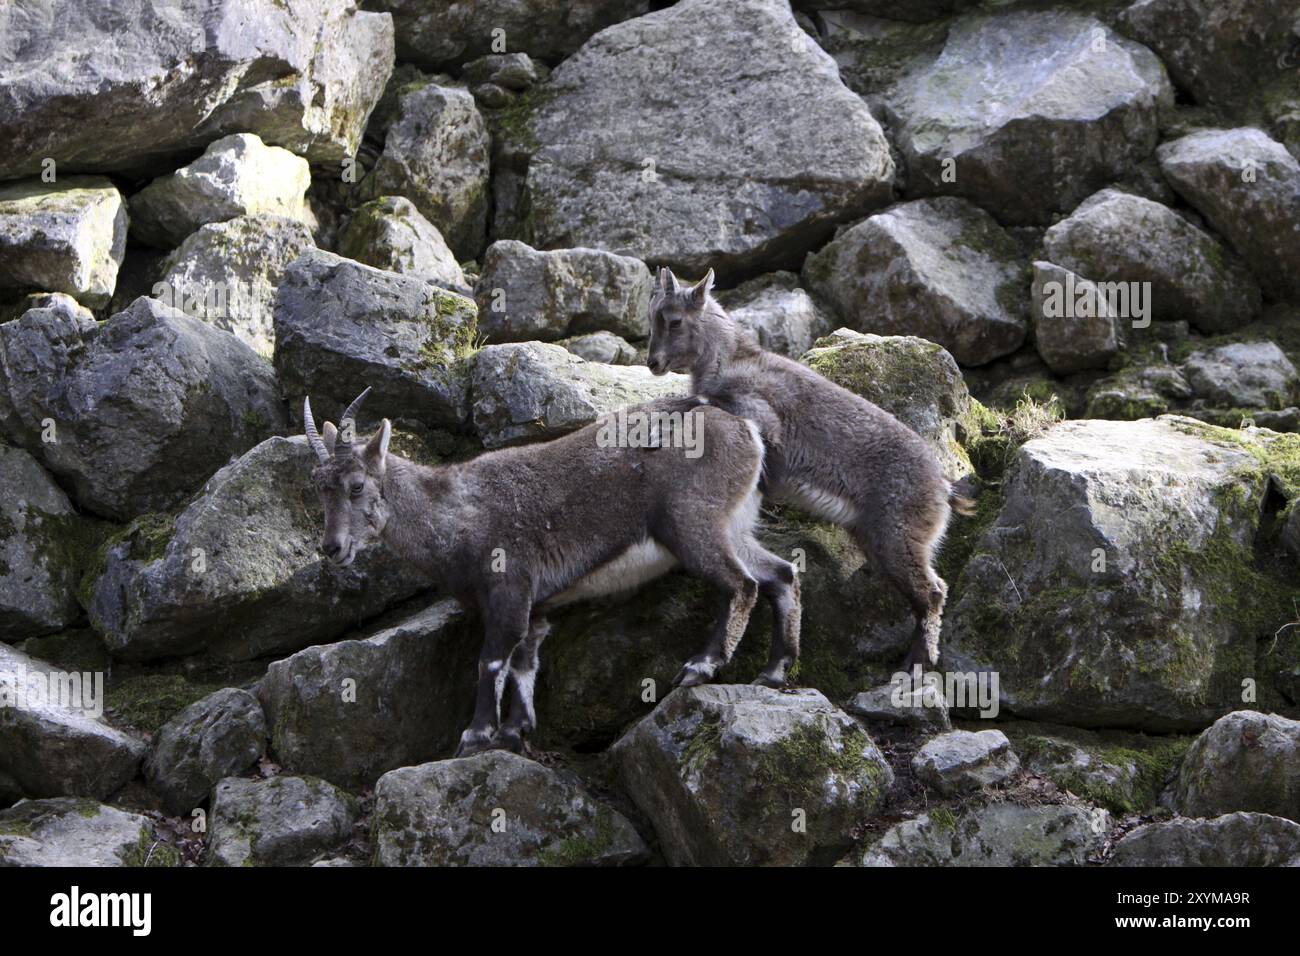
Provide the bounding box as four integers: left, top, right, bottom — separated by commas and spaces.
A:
349, 481, 364, 497
668, 317, 683, 330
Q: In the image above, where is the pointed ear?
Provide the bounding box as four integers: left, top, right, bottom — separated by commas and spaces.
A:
364, 419, 391, 473
322, 421, 339, 456
689, 268, 715, 306
658, 267, 680, 295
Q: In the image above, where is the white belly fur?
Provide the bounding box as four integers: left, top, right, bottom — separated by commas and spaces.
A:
545, 538, 679, 608
783, 481, 859, 526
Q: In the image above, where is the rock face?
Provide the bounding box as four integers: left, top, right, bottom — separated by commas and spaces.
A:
847, 681, 952, 732
0, 444, 83, 640
144, 689, 267, 815
612, 685, 893, 866
558, 331, 638, 365
1042, 189, 1261, 334
1157, 129, 1300, 301
0, 799, 155, 867
129, 134, 313, 249
500, 0, 895, 275
156, 215, 316, 357
257, 601, 477, 790
0, 0, 395, 179
470, 342, 687, 448
800, 329, 973, 479
370, 0, 648, 70
0, 643, 145, 801
944, 418, 1281, 731
474, 241, 652, 344
803, 198, 1027, 366
886, 10, 1173, 225
1183, 343, 1299, 410
0, 178, 127, 308
0, 295, 286, 520
718, 273, 832, 359
1030, 262, 1123, 375
1110, 812, 1300, 867
208, 775, 358, 867
912, 730, 1019, 795
1120, 0, 1297, 109
273, 249, 478, 430
85, 436, 429, 662
373, 751, 648, 867
361, 80, 490, 260
861, 803, 1110, 867
1174, 711, 1300, 822
337, 197, 466, 290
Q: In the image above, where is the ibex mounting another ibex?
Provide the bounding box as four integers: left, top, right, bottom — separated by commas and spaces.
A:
647, 268, 974, 671
303, 388, 801, 757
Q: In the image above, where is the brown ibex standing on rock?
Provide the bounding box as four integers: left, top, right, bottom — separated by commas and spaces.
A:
646, 268, 974, 671
303, 388, 801, 757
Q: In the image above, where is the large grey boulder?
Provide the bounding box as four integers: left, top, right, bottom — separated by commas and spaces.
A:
1043, 189, 1262, 333
1119, 0, 1297, 109
474, 240, 652, 343
611, 685, 893, 866
0, 799, 157, 867
128, 134, 313, 249
0, 295, 286, 520
1030, 261, 1123, 375
799, 328, 974, 479
499, 0, 895, 275
470, 342, 687, 448
84, 436, 428, 662
1109, 812, 1300, 867
1183, 342, 1300, 410
1174, 711, 1300, 822
208, 775, 358, 867
144, 688, 267, 815
0, 0, 394, 179
0, 177, 127, 308
369, 0, 648, 71
558, 331, 639, 366
912, 730, 1020, 795
257, 600, 477, 790
361, 80, 490, 260
0, 643, 145, 801
337, 196, 466, 290
156, 214, 316, 357
885, 10, 1173, 224
273, 249, 478, 431
861, 803, 1110, 867
373, 751, 648, 867
943, 417, 1283, 731
847, 681, 952, 733
802, 198, 1027, 366
717, 273, 832, 359
1157, 129, 1300, 301
0, 444, 84, 640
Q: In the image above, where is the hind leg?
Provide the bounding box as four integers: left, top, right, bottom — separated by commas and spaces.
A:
741, 538, 802, 688
658, 525, 760, 688
498, 616, 549, 753
854, 517, 949, 672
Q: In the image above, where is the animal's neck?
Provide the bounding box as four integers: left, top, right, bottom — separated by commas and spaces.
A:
690, 305, 760, 392
377, 455, 459, 571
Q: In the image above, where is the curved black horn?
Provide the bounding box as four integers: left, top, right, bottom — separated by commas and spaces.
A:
336, 386, 372, 456
303, 396, 328, 464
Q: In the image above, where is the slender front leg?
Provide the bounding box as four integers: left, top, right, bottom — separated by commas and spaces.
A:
499, 616, 550, 753
456, 592, 532, 758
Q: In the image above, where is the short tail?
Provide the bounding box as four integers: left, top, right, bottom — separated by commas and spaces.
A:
948, 490, 976, 517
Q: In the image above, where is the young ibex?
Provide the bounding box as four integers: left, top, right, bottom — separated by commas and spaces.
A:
646, 269, 974, 670
303, 389, 801, 757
